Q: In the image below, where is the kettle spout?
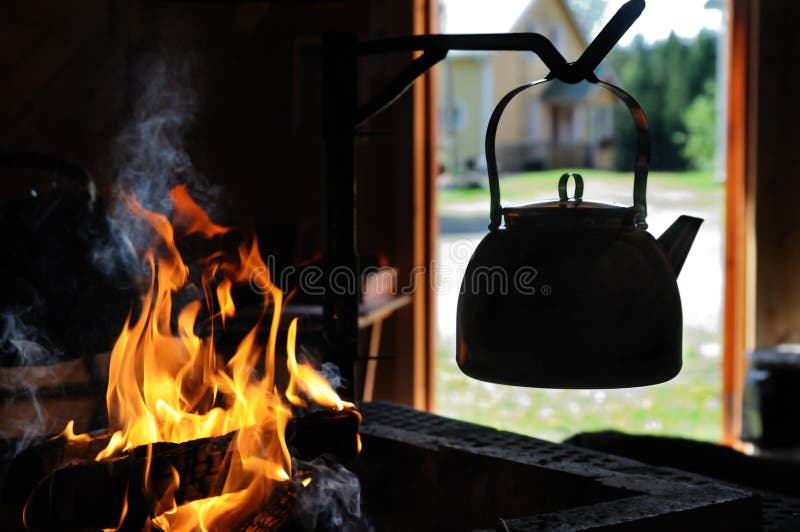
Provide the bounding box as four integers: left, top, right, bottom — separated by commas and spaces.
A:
657, 215, 704, 277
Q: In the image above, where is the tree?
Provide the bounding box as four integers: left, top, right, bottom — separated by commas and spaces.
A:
681, 80, 716, 170
608, 30, 718, 171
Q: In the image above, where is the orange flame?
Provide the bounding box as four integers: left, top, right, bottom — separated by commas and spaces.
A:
286, 318, 346, 411
169, 184, 230, 238
64, 185, 355, 530
51, 420, 92, 442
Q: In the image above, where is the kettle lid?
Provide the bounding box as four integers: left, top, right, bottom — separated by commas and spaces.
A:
502, 172, 641, 228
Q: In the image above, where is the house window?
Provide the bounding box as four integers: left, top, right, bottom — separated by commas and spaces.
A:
439, 99, 467, 132
593, 106, 613, 140
573, 106, 586, 143
552, 105, 575, 145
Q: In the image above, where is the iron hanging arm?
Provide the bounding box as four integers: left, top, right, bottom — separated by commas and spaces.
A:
567, 0, 645, 83
353, 0, 645, 126
354, 47, 449, 126
354, 33, 568, 127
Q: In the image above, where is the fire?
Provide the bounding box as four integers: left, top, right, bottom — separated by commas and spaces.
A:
52, 420, 92, 443
65, 185, 355, 530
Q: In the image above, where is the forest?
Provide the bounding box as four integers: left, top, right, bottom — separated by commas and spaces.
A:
608, 30, 719, 171
565, 0, 719, 171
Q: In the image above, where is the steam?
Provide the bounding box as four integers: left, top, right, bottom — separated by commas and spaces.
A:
292, 458, 372, 532
0, 310, 63, 456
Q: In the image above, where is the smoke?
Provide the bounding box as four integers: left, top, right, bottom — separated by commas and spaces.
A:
320, 361, 344, 392
0, 53, 221, 455
0, 310, 61, 367
89, 216, 139, 287
0, 310, 63, 456
92, 52, 223, 280
292, 458, 372, 532
114, 54, 220, 214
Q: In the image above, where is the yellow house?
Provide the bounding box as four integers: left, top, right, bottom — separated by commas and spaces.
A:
439, 0, 618, 178
439, 50, 493, 178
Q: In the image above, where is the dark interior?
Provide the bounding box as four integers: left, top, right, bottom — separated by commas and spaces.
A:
2, 0, 800, 530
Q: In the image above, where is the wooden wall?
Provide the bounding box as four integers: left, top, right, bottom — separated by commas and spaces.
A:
0, 1, 434, 409
750, 0, 800, 348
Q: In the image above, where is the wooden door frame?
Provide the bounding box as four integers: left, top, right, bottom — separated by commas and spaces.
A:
412, 0, 438, 410
722, 0, 756, 445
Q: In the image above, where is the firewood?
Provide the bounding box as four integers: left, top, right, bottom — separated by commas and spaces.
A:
287, 408, 361, 462
234, 482, 296, 532
2, 429, 112, 512
15, 408, 359, 530
23, 435, 231, 530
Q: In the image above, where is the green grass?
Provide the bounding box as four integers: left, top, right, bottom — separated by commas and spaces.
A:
438, 169, 721, 204
435, 328, 721, 443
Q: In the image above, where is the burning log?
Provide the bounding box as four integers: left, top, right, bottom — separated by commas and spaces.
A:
10, 409, 359, 530
24, 433, 235, 530
234, 483, 296, 532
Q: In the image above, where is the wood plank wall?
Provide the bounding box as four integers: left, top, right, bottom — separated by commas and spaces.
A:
751, 0, 800, 349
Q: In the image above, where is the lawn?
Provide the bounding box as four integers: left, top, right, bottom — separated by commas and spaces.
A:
435, 169, 724, 444
438, 168, 721, 203
435, 327, 722, 443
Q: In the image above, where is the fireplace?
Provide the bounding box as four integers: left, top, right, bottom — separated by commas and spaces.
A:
8, 400, 800, 530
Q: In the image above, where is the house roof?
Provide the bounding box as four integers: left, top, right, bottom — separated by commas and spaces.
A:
441, 0, 591, 66
508, 0, 588, 49
441, 0, 587, 45
442, 0, 621, 80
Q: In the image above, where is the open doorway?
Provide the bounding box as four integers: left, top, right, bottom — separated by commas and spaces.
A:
434, 0, 727, 442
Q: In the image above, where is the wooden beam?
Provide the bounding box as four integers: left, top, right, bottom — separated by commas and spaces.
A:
722, 0, 754, 446
412, 0, 437, 410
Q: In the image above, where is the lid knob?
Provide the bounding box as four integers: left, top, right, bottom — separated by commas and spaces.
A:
558, 173, 584, 203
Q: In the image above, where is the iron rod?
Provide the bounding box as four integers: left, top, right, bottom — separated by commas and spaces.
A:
323, 33, 360, 402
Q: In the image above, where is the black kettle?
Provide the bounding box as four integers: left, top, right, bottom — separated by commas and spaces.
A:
456, 77, 703, 388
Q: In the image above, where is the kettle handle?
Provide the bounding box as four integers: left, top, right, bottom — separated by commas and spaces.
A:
486, 75, 650, 231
